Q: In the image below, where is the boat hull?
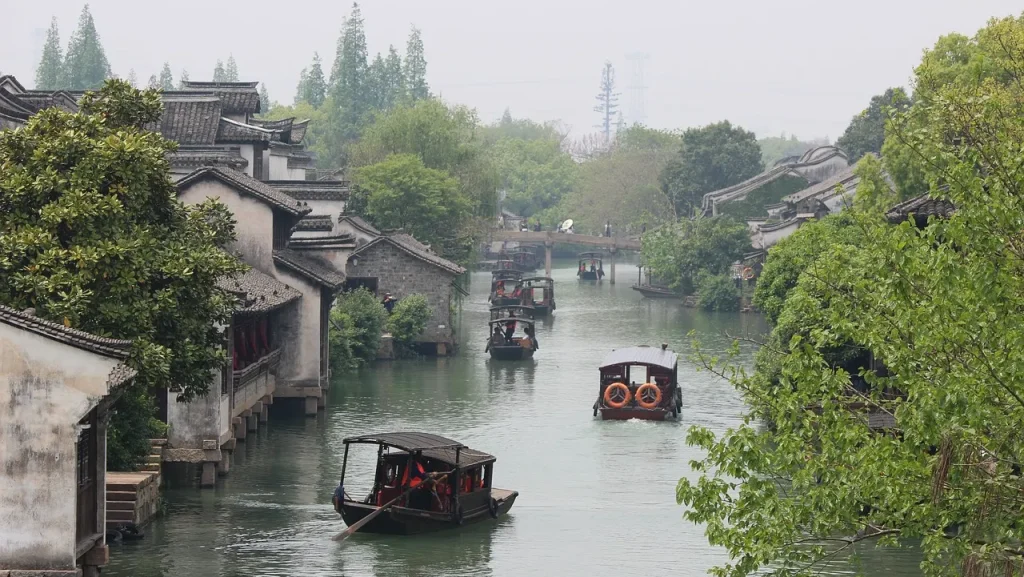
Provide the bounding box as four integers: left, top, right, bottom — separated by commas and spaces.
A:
489, 346, 535, 361
632, 285, 681, 299
339, 489, 518, 535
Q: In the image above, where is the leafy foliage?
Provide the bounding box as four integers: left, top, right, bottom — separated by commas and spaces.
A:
835, 88, 910, 162
329, 288, 388, 371
386, 294, 432, 351
679, 15, 1024, 577
353, 154, 469, 259
696, 273, 740, 312
660, 121, 764, 217
0, 80, 243, 469
641, 215, 749, 294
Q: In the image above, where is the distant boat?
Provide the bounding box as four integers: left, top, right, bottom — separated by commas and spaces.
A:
631, 284, 682, 299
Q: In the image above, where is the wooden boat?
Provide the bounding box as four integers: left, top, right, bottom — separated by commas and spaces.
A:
489, 270, 524, 306
486, 315, 538, 360
632, 284, 682, 299
521, 277, 556, 315
577, 252, 605, 281
333, 432, 519, 535
593, 344, 681, 420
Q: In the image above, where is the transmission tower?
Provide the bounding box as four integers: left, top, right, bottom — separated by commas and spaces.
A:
625, 52, 650, 126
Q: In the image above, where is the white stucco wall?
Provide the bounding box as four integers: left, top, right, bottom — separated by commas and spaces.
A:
0, 323, 119, 571
271, 268, 323, 387
178, 179, 277, 272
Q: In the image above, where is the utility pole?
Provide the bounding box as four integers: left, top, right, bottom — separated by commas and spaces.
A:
593, 61, 619, 144
625, 52, 649, 126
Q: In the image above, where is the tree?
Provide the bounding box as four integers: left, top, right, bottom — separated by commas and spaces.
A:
35, 17, 64, 90
225, 55, 239, 82
835, 88, 911, 162
594, 62, 619, 143
259, 84, 270, 114
305, 53, 327, 108
0, 79, 244, 469
659, 120, 764, 217
354, 154, 469, 255
404, 26, 429, 101
212, 60, 226, 82
678, 16, 1024, 577
158, 62, 174, 91
63, 4, 111, 90
383, 45, 405, 109
641, 215, 750, 294
178, 68, 189, 89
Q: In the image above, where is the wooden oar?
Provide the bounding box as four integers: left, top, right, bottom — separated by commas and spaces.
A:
332, 472, 449, 542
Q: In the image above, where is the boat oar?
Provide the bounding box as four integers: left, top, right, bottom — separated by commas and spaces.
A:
332, 472, 449, 542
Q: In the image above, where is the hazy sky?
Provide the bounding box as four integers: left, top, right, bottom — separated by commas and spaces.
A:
2, 1, 1021, 141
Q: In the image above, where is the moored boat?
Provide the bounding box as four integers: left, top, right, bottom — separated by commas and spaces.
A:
332, 432, 518, 535
577, 252, 605, 281
593, 344, 681, 420
521, 277, 556, 315
631, 284, 682, 299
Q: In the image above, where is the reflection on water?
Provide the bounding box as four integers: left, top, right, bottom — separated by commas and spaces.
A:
105, 260, 920, 577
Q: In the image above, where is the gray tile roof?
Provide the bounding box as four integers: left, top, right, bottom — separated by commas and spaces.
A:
216, 118, 277, 142
339, 215, 380, 236
266, 180, 350, 201
0, 305, 132, 359
152, 95, 222, 145
886, 193, 956, 225
295, 215, 335, 232
273, 249, 346, 290
180, 81, 261, 115
176, 167, 312, 217
351, 233, 466, 275
216, 268, 301, 314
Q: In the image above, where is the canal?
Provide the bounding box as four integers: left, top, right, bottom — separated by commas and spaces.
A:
106, 261, 921, 577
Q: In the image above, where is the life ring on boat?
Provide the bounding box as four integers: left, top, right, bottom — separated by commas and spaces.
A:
489, 498, 500, 519
635, 383, 663, 409
603, 383, 631, 409
742, 267, 755, 280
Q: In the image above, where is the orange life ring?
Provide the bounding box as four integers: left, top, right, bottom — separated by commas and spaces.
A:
635, 383, 663, 409
742, 267, 754, 280
603, 382, 631, 409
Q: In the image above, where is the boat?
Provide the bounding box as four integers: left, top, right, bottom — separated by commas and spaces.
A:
486, 312, 538, 360
577, 252, 605, 281
632, 284, 682, 299
332, 432, 519, 535
521, 277, 556, 315
593, 344, 681, 420
489, 270, 524, 306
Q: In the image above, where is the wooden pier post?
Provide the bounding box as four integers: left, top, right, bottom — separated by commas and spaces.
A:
544, 239, 552, 277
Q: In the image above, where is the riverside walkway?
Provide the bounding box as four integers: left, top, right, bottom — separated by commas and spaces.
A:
489, 230, 641, 282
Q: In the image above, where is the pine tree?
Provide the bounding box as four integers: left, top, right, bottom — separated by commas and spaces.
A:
158, 62, 174, 91
213, 60, 226, 82
383, 45, 404, 109
404, 26, 429, 101
63, 5, 112, 90
178, 69, 189, 89
295, 67, 309, 104
328, 3, 371, 140
126, 69, 137, 88
35, 17, 64, 90
306, 52, 327, 108
368, 52, 386, 110
259, 83, 270, 113
225, 55, 239, 82
593, 61, 619, 143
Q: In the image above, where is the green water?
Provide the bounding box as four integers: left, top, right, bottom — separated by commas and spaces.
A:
104, 260, 922, 577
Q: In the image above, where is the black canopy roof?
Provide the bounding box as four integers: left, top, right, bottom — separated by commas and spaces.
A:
599, 346, 678, 370
344, 432, 495, 468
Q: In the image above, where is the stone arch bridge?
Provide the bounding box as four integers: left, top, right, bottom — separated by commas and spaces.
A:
489, 230, 642, 283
